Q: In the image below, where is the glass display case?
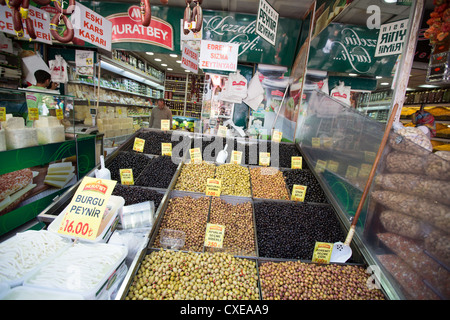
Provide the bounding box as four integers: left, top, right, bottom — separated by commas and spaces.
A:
295, 89, 450, 300
0, 88, 96, 236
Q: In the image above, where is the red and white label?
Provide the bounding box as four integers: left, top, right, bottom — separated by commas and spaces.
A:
72, 2, 112, 51
0, 5, 52, 44
107, 5, 174, 50
181, 42, 199, 74
200, 40, 239, 72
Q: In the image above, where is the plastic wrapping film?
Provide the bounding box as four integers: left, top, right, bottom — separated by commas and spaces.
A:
369, 129, 450, 299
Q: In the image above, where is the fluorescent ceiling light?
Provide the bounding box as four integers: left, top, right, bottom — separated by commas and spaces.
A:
161, 64, 167, 67
348, 73, 358, 77
101, 61, 164, 90
185, 69, 190, 72
167, 68, 173, 71
170, 54, 177, 57
380, 82, 390, 86
376, 76, 383, 79
418, 84, 439, 88
154, 58, 162, 62
146, 52, 154, 55
176, 60, 181, 63
383, 0, 397, 3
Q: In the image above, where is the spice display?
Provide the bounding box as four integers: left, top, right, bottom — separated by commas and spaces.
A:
112, 184, 164, 209
154, 196, 210, 252
125, 250, 259, 300
191, 136, 225, 161
174, 161, 216, 193
385, 151, 424, 174
126, 130, 190, 156
250, 167, 289, 200
424, 228, 450, 266
375, 173, 450, 205
135, 156, 178, 189
425, 151, 450, 180
377, 254, 440, 300
377, 232, 449, 298
254, 202, 345, 260
259, 260, 385, 300
208, 198, 256, 256
379, 210, 427, 240
371, 190, 450, 233
214, 164, 251, 197
107, 151, 152, 182
283, 169, 328, 203
278, 143, 303, 168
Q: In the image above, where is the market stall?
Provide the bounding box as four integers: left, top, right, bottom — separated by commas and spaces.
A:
0, 0, 449, 303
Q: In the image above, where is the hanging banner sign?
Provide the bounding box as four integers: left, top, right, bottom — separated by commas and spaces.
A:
256, 0, 279, 46
308, 23, 399, 77
375, 19, 409, 57
181, 42, 199, 74
199, 40, 239, 72
0, 5, 52, 44
75, 50, 94, 76
106, 5, 174, 50
72, 2, 112, 51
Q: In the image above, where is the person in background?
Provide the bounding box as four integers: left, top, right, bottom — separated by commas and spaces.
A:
149, 98, 172, 129
25, 70, 57, 126
412, 104, 436, 138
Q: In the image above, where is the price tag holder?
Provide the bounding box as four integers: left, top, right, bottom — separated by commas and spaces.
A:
312, 242, 333, 264
291, 184, 307, 202
345, 165, 359, 179
120, 169, 134, 185
161, 119, 170, 131
315, 160, 327, 173
272, 130, 282, 142
217, 125, 227, 137
58, 177, 117, 241
55, 109, 64, 120
205, 178, 221, 197
359, 163, 372, 178
312, 137, 320, 148
204, 223, 225, 248
364, 151, 376, 163
291, 156, 302, 169
28, 107, 39, 121
133, 137, 145, 152
327, 160, 339, 173
162, 143, 172, 156
231, 150, 242, 164
0, 107, 6, 122
259, 152, 270, 166
190, 147, 202, 163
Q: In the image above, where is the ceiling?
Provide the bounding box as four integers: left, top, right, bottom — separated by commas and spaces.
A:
105, 0, 437, 91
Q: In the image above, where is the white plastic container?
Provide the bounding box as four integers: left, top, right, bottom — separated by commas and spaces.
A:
48, 195, 125, 243
0, 230, 72, 288
0, 286, 84, 300
23, 242, 128, 300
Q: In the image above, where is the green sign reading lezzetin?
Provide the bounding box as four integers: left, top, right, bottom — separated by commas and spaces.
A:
308, 23, 400, 77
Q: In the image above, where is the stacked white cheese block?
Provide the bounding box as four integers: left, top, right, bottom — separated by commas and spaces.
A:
44, 162, 75, 189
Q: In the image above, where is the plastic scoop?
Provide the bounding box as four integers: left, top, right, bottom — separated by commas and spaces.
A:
94, 155, 111, 180
216, 144, 228, 164
330, 103, 400, 263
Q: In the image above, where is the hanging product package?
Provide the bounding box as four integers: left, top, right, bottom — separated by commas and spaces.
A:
49, 55, 68, 84
243, 72, 265, 111
220, 71, 248, 104
330, 81, 351, 106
